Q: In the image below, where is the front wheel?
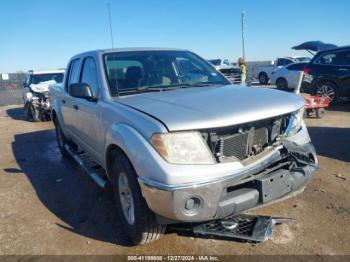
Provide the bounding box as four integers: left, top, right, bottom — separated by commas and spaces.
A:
111, 152, 165, 244
24, 102, 40, 122
258, 72, 269, 85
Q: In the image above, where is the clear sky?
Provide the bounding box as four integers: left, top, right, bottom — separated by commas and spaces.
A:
1, 0, 349, 72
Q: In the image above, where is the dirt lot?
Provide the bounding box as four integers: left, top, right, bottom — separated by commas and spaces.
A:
0, 103, 349, 255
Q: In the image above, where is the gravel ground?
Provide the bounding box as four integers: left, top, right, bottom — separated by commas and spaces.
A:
0, 103, 349, 256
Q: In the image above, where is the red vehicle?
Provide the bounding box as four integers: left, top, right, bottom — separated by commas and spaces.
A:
302, 94, 331, 118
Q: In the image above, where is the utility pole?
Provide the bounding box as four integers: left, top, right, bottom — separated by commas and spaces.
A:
107, 2, 114, 48
241, 11, 246, 60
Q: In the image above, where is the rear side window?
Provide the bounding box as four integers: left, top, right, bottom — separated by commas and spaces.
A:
68, 59, 80, 86
277, 58, 294, 67
80, 57, 99, 97
314, 51, 350, 66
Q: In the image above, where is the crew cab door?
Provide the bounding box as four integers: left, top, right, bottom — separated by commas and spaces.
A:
69, 56, 101, 161
61, 58, 81, 136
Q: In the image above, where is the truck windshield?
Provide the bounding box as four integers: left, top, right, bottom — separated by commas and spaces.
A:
30, 73, 64, 85
104, 50, 230, 96
207, 59, 222, 66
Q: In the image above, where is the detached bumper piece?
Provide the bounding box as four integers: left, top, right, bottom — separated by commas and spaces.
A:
191, 214, 294, 242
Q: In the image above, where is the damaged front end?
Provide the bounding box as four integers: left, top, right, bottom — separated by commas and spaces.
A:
140, 110, 318, 223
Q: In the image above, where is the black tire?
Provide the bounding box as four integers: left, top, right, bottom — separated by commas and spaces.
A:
315, 81, 339, 105
30, 103, 40, 122
258, 72, 269, 85
23, 102, 32, 121
111, 152, 165, 244
316, 108, 325, 118
276, 78, 288, 90
54, 118, 71, 158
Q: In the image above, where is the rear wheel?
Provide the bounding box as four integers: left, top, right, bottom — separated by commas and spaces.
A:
258, 72, 269, 85
276, 78, 288, 90
54, 118, 71, 158
315, 81, 338, 104
111, 152, 165, 244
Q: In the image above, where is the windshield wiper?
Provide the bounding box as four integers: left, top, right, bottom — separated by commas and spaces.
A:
136, 83, 191, 92
118, 82, 221, 95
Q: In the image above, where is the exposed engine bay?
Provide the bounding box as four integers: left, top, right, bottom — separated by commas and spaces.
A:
201, 114, 292, 163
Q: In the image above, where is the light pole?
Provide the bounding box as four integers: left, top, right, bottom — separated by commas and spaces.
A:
107, 2, 114, 48
241, 11, 246, 60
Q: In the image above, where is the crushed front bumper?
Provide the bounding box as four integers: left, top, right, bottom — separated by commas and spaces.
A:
139, 143, 318, 223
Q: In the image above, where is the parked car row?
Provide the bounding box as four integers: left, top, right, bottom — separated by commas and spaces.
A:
269, 45, 350, 104
246, 56, 311, 85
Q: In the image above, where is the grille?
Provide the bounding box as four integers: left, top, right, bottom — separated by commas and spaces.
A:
219, 68, 242, 84
219, 132, 249, 161
218, 127, 268, 161
206, 114, 291, 163
252, 127, 268, 150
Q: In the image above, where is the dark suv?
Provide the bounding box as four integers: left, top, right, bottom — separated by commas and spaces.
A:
302, 46, 350, 103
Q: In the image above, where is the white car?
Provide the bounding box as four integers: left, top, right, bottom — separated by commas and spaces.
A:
247, 57, 310, 85
270, 62, 307, 90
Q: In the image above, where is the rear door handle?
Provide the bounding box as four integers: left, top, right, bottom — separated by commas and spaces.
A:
73, 104, 79, 110
62, 99, 66, 104
339, 68, 349, 71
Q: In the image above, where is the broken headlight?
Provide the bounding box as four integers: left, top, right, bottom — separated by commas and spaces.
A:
151, 131, 216, 164
284, 107, 304, 137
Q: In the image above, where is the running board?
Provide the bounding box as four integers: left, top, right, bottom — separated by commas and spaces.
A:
64, 144, 107, 188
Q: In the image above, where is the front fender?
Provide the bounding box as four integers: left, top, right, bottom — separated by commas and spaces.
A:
104, 123, 169, 182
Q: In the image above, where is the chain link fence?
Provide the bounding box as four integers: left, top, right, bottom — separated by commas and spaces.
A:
0, 73, 26, 106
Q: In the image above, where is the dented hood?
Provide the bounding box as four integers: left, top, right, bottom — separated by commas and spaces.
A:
117, 85, 304, 131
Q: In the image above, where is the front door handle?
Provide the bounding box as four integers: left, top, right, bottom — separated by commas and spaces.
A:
339, 68, 349, 71
73, 104, 79, 110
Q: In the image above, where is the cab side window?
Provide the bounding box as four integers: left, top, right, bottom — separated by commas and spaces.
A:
80, 57, 99, 98
68, 59, 80, 87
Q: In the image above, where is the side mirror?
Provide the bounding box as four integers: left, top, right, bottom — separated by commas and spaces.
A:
69, 83, 94, 100
22, 82, 27, 88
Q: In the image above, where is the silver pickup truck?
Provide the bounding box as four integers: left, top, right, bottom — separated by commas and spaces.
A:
49, 48, 318, 244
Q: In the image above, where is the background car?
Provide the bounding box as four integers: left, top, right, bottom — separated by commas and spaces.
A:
302, 46, 350, 103
271, 62, 307, 90
246, 56, 310, 85
207, 58, 242, 84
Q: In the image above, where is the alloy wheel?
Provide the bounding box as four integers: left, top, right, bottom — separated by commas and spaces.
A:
118, 172, 135, 225
317, 84, 335, 101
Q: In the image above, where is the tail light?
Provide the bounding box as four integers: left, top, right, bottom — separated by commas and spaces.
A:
303, 67, 311, 74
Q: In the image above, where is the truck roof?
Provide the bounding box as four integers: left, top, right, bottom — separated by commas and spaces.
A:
72, 48, 189, 58
29, 69, 65, 75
